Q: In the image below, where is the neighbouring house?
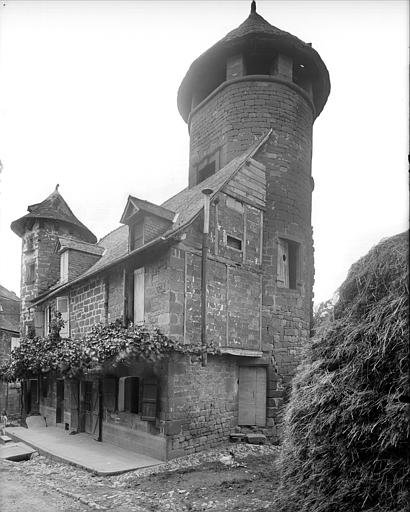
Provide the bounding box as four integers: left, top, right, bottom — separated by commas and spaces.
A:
0, 284, 21, 416
10, 3, 330, 461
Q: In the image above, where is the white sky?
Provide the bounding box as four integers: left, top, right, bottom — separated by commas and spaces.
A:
0, 0, 408, 305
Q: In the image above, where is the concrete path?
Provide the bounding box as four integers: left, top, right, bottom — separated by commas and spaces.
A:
5, 425, 162, 476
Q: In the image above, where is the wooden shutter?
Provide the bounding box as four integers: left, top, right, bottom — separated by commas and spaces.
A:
255, 367, 267, 426
60, 251, 69, 283
57, 296, 70, 337
141, 379, 158, 421
277, 239, 289, 288
238, 366, 266, 426
133, 267, 145, 323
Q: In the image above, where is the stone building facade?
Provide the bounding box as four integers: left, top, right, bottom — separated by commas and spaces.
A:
11, 3, 329, 460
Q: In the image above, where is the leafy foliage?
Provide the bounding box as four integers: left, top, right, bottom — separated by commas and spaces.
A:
275, 232, 409, 512
0, 317, 220, 381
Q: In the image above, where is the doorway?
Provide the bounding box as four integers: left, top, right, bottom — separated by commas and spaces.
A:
238, 366, 266, 426
84, 381, 99, 437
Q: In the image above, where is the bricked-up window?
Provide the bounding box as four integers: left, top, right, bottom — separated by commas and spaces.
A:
118, 376, 139, 413
198, 161, 216, 184
56, 296, 70, 338
227, 235, 242, 251
277, 238, 300, 290
60, 250, 69, 283
25, 262, 35, 283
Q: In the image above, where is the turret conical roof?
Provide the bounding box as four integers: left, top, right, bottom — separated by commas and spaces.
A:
178, 3, 330, 121
11, 186, 97, 243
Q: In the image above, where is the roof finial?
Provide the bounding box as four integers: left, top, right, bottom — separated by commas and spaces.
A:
251, 0, 256, 14
55, 184, 59, 192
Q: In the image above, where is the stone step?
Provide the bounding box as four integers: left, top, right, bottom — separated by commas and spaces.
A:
246, 433, 267, 445
0, 435, 13, 445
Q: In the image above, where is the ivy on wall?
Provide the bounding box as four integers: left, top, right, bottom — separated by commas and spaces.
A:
0, 314, 220, 382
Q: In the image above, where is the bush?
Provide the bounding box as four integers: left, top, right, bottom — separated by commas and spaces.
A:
275, 232, 409, 512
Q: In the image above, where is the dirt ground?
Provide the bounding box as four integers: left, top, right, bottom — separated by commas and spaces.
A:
0, 444, 280, 511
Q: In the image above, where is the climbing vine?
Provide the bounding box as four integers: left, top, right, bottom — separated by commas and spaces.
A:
0, 314, 220, 382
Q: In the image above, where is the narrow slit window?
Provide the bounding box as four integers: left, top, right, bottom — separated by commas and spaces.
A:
26, 262, 35, 284
227, 235, 242, 251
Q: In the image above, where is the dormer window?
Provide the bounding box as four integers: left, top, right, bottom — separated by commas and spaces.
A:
60, 250, 68, 283
130, 220, 144, 251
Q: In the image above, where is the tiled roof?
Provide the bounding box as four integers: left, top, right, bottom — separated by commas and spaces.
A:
0, 284, 20, 334
11, 187, 97, 244
57, 236, 105, 256
32, 131, 271, 304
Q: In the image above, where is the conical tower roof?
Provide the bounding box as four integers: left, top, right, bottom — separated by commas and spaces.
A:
11, 186, 97, 243
178, 2, 330, 121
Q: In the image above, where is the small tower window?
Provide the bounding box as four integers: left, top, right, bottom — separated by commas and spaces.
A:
25, 262, 35, 284
277, 238, 300, 290
25, 235, 34, 252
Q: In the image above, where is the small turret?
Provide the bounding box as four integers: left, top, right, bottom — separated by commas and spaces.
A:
11, 187, 96, 335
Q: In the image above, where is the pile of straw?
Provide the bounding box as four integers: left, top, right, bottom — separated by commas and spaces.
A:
275, 232, 409, 512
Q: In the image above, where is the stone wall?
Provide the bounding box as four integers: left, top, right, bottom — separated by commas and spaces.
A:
188, 79, 313, 187
164, 354, 238, 459
69, 277, 105, 337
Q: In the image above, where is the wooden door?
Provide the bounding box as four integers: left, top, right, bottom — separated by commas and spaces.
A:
238, 367, 266, 426
56, 380, 64, 423
277, 239, 289, 288
84, 381, 99, 437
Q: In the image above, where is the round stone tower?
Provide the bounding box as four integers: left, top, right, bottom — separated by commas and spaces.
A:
11, 186, 96, 336
178, 2, 330, 385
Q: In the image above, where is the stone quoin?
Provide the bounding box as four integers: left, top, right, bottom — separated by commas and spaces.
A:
11, 2, 329, 460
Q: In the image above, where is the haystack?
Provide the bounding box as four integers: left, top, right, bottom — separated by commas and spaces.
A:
275, 232, 409, 512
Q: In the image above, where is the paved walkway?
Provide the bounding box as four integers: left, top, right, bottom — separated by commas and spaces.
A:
5, 424, 162, 476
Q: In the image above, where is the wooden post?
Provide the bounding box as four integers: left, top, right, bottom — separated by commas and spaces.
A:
97, 378, 103, 442
201, 188, 213, 367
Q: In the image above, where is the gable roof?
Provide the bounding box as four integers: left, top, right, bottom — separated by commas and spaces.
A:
31, 130, 271, 305
120, 196, 176, 225
11, 186, 97, 244
0, 284, 20, 334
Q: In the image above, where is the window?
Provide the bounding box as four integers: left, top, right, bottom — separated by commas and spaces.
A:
130, 221, 144, 251
11, 337, 20, 351
44, 306, 52, 336
227, 235, 242, 251
25, 235, 34, 252
277, 238, 300, 290
56, 296, 69, 337
26, 262, 35, 283
118, 376, 139, 413
133, 267, 145, 323
60, 251, 69, 283
198, 161, 216, 183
